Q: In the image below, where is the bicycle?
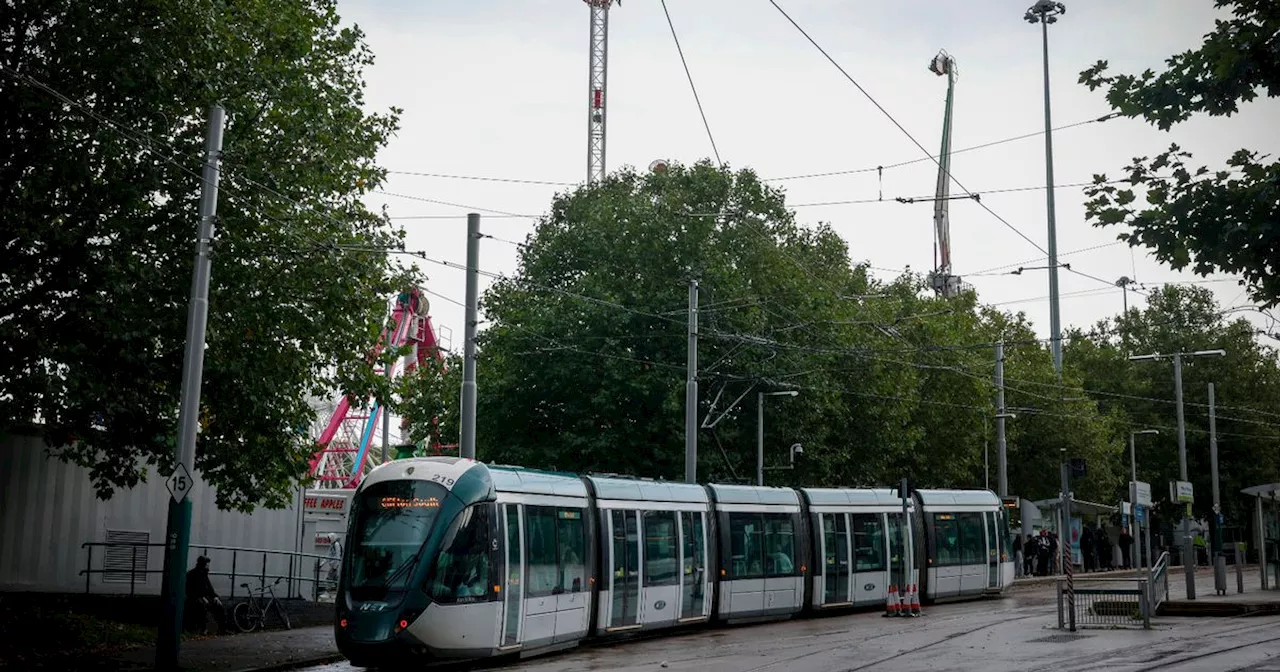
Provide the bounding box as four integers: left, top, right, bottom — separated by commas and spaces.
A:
231, 577, 293, 633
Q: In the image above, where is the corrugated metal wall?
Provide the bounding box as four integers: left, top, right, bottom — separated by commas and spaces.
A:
0, 431, 311, 598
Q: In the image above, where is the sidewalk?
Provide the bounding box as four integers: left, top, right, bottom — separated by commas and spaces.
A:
105, 626, 342, 672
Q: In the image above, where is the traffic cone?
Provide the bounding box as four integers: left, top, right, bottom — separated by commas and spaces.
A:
907, 583, 922, 616
883, 584, 900, 617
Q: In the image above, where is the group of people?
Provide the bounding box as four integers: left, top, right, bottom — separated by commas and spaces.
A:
1017, 524, 1138, 577
1020, 530, 1059, 576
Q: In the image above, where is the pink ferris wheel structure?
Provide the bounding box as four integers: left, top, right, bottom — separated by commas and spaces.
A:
307, 287, 446, 490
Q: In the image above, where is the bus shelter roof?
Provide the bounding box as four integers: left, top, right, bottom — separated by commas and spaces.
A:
1030, 496, 1118, 517
1241, 483, 1280, 498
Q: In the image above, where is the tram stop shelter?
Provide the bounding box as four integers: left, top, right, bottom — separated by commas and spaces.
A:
1031, 496, 1118, 568
1240, 483, 1280, 590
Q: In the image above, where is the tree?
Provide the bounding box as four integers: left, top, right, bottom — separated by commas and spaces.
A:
1065, 285, 1280, 527
1078, 0, 1280, 306
465, 160, 1117, 498
0, 0, 411, 511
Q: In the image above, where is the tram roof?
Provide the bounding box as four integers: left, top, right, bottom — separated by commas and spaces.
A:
488, 465, 589, 498
585, 476, 709, 503
801, 488, 906, 507
911, 489, 1001, 507
706, 483, 801, 506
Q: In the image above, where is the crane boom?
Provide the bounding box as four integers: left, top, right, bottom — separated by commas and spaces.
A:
586, 1, 615, 184
927, 50, 962, 298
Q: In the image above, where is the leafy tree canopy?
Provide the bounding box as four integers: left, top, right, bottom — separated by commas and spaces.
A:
458, 161, 1117, 499
0, 0, 412, 511
1079, 0, 1280, 306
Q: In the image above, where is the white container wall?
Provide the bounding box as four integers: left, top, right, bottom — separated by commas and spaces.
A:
0, 430, 314, 598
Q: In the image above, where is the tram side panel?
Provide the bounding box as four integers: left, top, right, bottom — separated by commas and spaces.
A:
709, 485, 806, 623
585, 478, 714, 639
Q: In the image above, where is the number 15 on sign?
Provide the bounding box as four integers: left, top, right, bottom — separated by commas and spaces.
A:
167, 464, 193, 503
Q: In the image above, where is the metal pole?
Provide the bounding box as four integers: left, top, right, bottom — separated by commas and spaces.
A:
1209, 382, 1227, 595
157, 104, 224, 671
1061, 459, 1074, 631
901, 477, 912, 609
995, 341, 1008, 497
1040, 13, 1063, 378
684, 279, 698, 483
1209, 383, 1221, 554
459, 213, 480, 460
756, 393, 764, 487
1174, 354, 1195, 599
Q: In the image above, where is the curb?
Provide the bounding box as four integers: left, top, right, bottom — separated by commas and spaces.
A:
227, 652, 345, 672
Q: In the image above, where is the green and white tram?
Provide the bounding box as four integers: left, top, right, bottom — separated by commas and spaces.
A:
334, 457, 1015, 667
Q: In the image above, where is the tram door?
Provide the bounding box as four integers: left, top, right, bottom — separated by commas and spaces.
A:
498, 504, 524, 648
679, 511, 708, 620
820, 513, 851, 605
984, 511, 1001, 590
608, 510, 640, 629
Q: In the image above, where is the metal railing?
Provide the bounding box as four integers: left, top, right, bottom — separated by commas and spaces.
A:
1149, 550, 1170, 611
80, 541, 333, 601
1057, 576, 1152, 630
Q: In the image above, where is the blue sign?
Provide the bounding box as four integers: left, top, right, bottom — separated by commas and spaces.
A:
1135, 506, 1146, 525
1217, 513, 1224, 526
1122, 513, 1130, 528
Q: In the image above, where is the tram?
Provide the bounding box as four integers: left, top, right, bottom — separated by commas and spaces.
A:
334, 457, 1016, 667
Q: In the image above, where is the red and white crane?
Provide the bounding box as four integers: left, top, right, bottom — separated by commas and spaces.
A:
585, 0, 617, 184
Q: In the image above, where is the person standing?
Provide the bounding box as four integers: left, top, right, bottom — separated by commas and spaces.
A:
1120, 527, 1134, 570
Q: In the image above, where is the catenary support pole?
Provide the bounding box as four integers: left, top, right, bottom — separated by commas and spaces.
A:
757, 393, 764, 487
1174, 354, 1195, 599
995, 340, 1008, 497
157, 104, 224, 671
459, 213, 480, 460
685, 279, 698, 483
1061, 458, 1074, 631
1209, 382, 1227, 595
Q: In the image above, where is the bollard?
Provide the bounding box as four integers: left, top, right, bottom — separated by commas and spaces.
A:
1214, 555, 1228, 596
1235, 544, 1245, 594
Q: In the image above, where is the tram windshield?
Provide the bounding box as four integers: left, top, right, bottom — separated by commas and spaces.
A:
347, 480, 449, 593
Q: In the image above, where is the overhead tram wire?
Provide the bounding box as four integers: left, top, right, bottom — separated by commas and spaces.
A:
766, 0, 1047, 256
659, 0, 722, 165
378, 116, 1119, 189
765, 114, 1117, 182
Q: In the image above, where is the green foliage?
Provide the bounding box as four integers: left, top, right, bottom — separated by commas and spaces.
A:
0, 0, 412, 511
1078, 0, 1280, 307
1066, 285, 1280, 524
459, 161, 1112, 496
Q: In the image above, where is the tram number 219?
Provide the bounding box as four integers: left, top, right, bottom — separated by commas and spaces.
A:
431, 474, 456, 487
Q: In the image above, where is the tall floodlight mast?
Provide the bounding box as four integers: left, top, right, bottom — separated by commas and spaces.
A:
586, 0, 617, 184
927, 50, 962, 298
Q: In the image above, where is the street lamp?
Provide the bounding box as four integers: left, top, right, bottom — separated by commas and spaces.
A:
758, 390, 799, 486
1129, 349, 1226, 600
1025, 0, 1066, 378
990, 413, 1017, 492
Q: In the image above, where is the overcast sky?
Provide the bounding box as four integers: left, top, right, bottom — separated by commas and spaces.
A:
335, 0, 1278, 357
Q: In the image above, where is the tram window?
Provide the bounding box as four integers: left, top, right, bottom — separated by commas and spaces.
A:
525, 507, 560, 597
727, 513, 764, 579
427, 504, 492, 604
346, 480, 448, 592
763, 514, 796, 577
851, 514, 885, 572
523, 506, 587, 597
932, 514, 961, 566
958, 513, 986, 565
557, 509, 586, 593
888, 514, 903, 570
643, 510, 678, 586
